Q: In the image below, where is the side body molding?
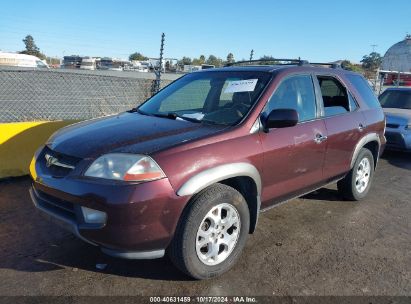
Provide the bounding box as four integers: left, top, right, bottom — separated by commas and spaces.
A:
177, 162, 262, 197
350, 132, 381, 168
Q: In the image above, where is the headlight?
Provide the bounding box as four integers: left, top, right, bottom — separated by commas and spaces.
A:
406, 124, 411, 130
84, 153, 165, 182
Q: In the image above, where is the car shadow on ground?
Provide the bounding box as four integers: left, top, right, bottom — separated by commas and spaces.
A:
381, 150, 411, 170
301, 188, 344, 202
4, 234, 192, 281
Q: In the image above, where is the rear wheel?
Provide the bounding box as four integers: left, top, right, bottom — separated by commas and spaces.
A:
337, 148, 374, 201
169, 183, 249, 279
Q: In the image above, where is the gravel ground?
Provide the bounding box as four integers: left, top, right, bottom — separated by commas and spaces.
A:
0, 151, 410, 297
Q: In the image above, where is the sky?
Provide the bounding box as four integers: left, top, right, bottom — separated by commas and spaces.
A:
1, 0, 410, 63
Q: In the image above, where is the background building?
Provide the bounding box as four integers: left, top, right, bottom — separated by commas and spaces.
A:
380, 35, 411, 86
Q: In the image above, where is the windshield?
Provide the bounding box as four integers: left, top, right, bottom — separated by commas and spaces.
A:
138, 71, 271, 125
379, 90, 411, 109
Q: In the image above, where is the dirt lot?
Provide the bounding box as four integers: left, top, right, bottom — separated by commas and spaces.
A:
0, 151, 410, 297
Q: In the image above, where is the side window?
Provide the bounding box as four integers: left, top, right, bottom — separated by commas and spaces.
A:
266, 75, 316, 122
346, 74, 380, 109
317, 76, 350, 117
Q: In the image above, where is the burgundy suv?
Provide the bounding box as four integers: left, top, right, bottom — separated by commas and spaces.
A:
29, 60, 386, 279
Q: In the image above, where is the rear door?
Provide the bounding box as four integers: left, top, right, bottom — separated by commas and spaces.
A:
313, 74, 364, 179
260, 74, 327, 208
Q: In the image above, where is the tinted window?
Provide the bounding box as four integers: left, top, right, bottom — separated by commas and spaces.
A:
317, 76, 350, 116
159, 79, 210, 112
266, 75, 316, 122
346, 74, 380, 108
139, 71, 271, 125
379, 90, 411, 109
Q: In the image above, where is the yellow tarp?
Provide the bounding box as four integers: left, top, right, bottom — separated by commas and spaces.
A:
0, 121, 78, 178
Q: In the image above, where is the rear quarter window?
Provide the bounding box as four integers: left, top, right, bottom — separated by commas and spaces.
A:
346, 74, 380, 109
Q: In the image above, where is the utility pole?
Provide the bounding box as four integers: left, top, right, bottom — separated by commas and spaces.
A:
249, 49, 254, 62
370, 44, 379, 91
152, 33, 165, 95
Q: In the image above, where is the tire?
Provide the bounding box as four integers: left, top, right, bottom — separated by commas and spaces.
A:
169, 183, 250, 280
337, 148, 375, 201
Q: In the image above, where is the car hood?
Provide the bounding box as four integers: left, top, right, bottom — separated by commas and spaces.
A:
383, 108, 411, 126
47, 112, 227, 159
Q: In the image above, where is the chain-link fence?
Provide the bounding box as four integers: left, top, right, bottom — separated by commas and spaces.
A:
0, 68, 180, 122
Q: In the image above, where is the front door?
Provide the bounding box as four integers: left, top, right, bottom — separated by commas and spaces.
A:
259, 74, 327, 208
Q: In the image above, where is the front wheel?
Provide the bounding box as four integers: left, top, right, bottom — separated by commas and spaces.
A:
337, 148, 375, 201
169, 183, 250, 279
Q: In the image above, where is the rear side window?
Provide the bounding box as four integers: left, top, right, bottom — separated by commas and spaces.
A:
346, 74, 380, 108
317, 76, 353, 117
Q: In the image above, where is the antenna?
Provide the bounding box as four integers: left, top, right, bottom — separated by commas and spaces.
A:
371, 44, 378, 52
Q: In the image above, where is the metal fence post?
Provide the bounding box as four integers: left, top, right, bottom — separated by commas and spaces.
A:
152, 33, 165, 95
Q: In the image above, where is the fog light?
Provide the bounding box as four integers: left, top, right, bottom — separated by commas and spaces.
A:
81, 206, 107, 224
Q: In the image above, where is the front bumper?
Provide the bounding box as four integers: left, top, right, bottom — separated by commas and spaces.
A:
385, 129, 411, 151
30, 175, 189, 259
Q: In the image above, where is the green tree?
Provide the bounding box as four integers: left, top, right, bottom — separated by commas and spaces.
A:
341, 60, 363, 73
206, 55, 223, 67
192, 55, 206, 65
361, 52, 382, 72
20, 35, 45, 59
177, 56, 192, 68
226, 53, 235, 64
129, 52, 148, 61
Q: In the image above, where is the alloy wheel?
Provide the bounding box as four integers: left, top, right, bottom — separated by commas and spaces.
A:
195, 203, 241, 266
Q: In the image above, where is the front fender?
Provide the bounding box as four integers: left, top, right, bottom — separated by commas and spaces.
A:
176, 162, 262, 197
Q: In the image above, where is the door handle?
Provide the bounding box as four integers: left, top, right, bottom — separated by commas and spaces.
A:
358, 123, 365, 132
314, 133, 328, 144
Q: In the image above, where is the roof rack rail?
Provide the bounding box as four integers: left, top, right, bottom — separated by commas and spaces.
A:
225, 58, 308, 67
309, 62, 341, 69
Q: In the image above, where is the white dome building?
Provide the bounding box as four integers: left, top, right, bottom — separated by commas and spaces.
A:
381, 35, 411, 72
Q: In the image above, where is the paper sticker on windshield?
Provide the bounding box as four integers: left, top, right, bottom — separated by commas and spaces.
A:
224, 79, 258, 93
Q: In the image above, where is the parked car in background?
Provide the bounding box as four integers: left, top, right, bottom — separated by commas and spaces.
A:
29, 60, 385, 279
379, 87, 411, 151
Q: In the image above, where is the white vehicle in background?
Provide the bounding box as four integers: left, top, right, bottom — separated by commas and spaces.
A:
80, 57, 96, 70
129, 60, 149, 72
0, 52, 49, 68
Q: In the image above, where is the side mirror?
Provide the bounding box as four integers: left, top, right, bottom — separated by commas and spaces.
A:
263, 108, 299, 132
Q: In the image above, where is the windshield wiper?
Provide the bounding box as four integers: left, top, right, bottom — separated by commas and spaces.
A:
173, 113, 202, 123
136, 109, 201, 123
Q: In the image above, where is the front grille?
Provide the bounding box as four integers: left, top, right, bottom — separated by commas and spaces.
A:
41, 146, 82, 177
386, 123, 400, 129
35, 189, 77, 221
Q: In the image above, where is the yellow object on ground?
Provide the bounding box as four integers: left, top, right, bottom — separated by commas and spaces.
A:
0, 121, 78, 178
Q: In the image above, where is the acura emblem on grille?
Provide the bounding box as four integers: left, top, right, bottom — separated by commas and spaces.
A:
45, 154, 75, 169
